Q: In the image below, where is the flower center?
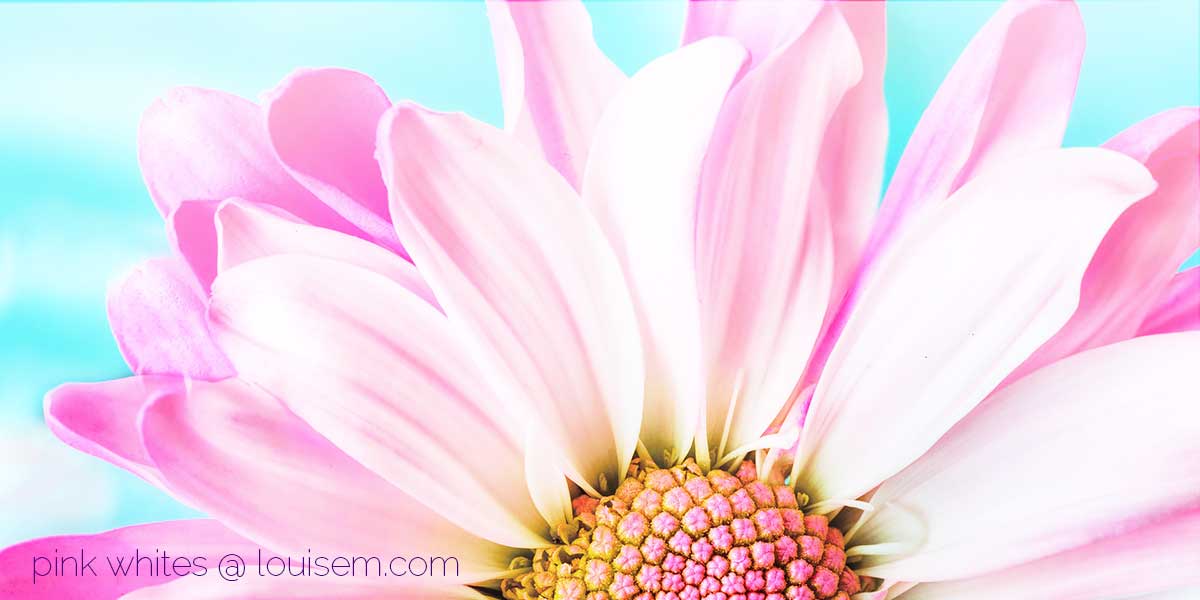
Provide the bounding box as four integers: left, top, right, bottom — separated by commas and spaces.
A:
500, 459, 862, 600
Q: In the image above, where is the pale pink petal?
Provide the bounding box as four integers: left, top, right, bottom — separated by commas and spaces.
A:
860, 0, 1084, 291
1011, 107, 1200, 378
1139, 267, 1200, 335
106, 256, 234, 380
795, 149, 1155, 502
140, 376, 514, 577
209, 254, 548, 548
808, 0, 1087, 388
378, 103, 644, 493
43, 376, 181, 486
681, 0, 821, 66
583, 38, 746, 463
139, 87, 363, 286
0, 520, 255, 600
856, 333, 1200, 582
214, 199, 434, 305
693, 9, 858, 458
818, 2, 889, 311
897, 507, 1200, 600
486, 0, 625, 188
264, 68, 406, 255
124, 578, 488, 600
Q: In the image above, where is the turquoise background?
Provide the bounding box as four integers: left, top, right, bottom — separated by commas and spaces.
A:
0, 1, 1197, 546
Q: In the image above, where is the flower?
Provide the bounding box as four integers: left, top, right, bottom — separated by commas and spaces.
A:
3, 1, 1199, 599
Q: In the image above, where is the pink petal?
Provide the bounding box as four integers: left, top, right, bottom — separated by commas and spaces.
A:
487, 0, 626, 189
264, 68, 406, 255
44, 376, 182, 487
213, 199, 434, 306
378, 103, 644, 493
681, 0, 822, 67
897, 507, 1200, 600
0, 520, 255, 600
138, 87, 362, 286
140, 376, 514, 577
856, 333, 1200, 582
795, 149, 1155, 503
1139, 267, 1200, 335
208, 254, 548, 549
583, 38, 746, 463
106, 256, 233, 380
841, 0, 1085, 340
817, 2, 889, 312
165, 199, 221, 293
871, 0, 1083, 243
1010, 107, 1200, 379
693, 8, 858, 458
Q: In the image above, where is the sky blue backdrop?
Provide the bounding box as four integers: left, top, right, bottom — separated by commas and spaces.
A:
1, 1, 1197, 547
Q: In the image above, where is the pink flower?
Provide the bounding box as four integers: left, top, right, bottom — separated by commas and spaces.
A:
4, 1, 1199, 599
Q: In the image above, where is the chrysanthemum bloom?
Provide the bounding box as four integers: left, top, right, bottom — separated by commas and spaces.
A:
3, 1, 1199, 599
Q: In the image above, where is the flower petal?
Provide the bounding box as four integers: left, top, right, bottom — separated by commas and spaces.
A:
264, 68, 406, 255
213, 199, 434, 305
1011, 107, 1200, 378
693, 8, 858, 460
43, 376, 182, 486
856, 333, 1200, 582
896, 507, 1200, 600
106, 256, 234, 380
1139, 267, 1200, 335
140, 376, 514, 577
818, 2, 888, 308
209, 254, 548, 548
0, 520, 255, 600
582, 37, 746, 465
486, 0, 625, 189
795, 148, 1156, 502
861, 0, 1084, 284
681, 0, 821, 67
378, 103, 644, 493
139, 87, 362, 286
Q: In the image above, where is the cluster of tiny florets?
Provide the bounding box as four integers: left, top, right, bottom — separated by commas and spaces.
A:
500, 459, 861, 600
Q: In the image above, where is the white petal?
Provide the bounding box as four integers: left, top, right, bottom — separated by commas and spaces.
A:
856, 333, 1200, 582
796, 148, 1156, 502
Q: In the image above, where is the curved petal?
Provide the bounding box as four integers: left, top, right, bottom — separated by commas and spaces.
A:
44, 375, 182, 486
165, 200, 221, 294
583, 37, 746, 465
138, 87, 362, 286
1139, 267, 1200, 335
897, 507, 1200, 600
1010, 107, 1200, 379
693, 8, 858, 460
140, 376, 514, 578
795, 148, 1156, 502
106, 256, 234, 380
209, 254, 548, 549
859, 0, 1085, 296
486, 0, 625, 189
378, 103, 644, 493
264, 68, 406, 255
818, 2, 889, 309
0, 520, 255, 600
681, 0, 821, 67
213, 199, 434, 305
856, 333, 1200, 582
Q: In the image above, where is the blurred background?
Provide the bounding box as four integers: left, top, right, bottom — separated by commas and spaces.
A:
0, 1, 1197, 548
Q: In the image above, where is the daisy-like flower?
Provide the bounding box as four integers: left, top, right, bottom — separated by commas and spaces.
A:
3, 1, 1198, 599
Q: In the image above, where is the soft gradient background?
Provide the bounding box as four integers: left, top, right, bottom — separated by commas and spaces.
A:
1, 1, 1197, 547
